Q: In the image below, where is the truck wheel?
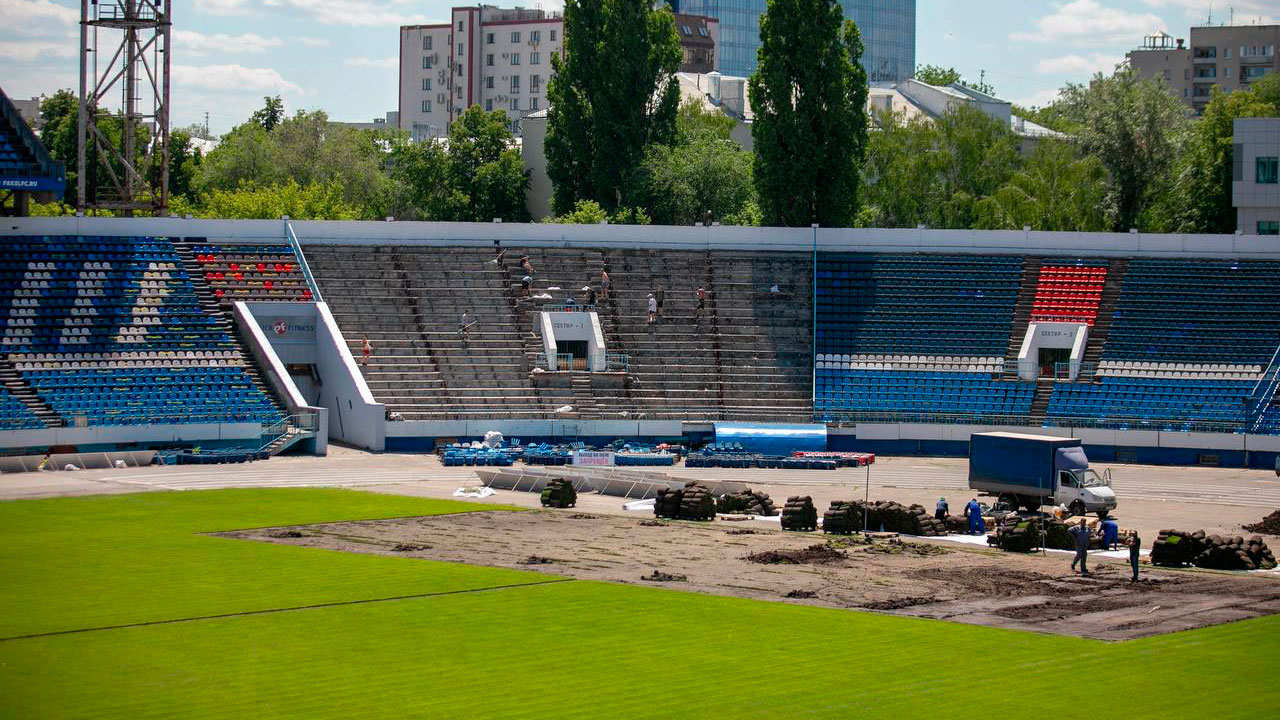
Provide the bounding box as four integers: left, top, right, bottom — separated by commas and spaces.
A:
1022, 499, 1041, 513
1069, 500, 1086, 517
998, 494, 1019, 509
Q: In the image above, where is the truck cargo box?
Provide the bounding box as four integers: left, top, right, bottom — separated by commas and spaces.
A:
969, 432, 1082, 497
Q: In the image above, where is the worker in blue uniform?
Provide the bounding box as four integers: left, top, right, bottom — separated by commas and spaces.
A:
1100, 516, 1119, 550
964, 498, 984, 535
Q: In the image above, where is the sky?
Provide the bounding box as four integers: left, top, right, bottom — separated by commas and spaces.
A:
0, 0, 1275, 135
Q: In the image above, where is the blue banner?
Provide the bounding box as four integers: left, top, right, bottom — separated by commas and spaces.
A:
713, 422, 827, 455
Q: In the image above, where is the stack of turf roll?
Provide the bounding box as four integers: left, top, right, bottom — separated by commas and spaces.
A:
1042, 518, 1077, 551
1192, 534, 1277, 571
654, 486, 684, 519
678, 482, 716, 521
717, 489, 778, 516
857, 501, 947, 537
822, 501, 860, 535
781, 496, 818, 531
987, 515, 1043, 553
540, 478, 577, 508
1150, 529, 1204, 567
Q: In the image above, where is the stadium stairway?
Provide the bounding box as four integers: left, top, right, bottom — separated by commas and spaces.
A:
1004, 257, 1041, 370
0, 356, 57, 427
1080, 259, 1128, 368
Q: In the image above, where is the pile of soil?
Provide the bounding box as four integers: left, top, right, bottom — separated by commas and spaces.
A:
726, 528, 759, 535
641, 570, 687, 582
780, 496, 818, 531
865, 538, 951, 557
717, 489, 778, 516
267, 530, 305, 539
784, 589, 818, 599
520, 555, 555, 565
861, 596, 937, 611
391, 543, 427, 552
746, 544, 846, 565
1243, 509, 1280, 535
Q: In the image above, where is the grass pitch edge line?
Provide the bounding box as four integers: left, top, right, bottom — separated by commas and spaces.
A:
0, 578, 574, 643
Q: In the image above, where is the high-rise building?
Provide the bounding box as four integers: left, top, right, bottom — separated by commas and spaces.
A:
1127, 24, 1278, 113
399, 6, 564, 139
673, 0, 915, 81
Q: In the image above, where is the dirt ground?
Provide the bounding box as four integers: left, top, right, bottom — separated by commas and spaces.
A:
221, 507, 1280, 642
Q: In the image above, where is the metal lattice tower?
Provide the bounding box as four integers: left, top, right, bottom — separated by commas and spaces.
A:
77, 0, 172, 216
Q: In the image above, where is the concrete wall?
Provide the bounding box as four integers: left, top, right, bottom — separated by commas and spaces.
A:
0, 421, 261, 453
234, 302, 329, 455
314, 303, 386, 451
7, 216, 1280, 259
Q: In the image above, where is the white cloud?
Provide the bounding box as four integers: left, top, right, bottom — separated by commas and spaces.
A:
0, 39, 75, 62
343, 56, 397, 69
1139, 1, 1275, 24
172, 64, 303, 95
1036, 53, 1123, 76
173, 30, 284, 56
260, 0, 427, 27
1011, 0, 1164, 45
295, 36, 331, 48
197, 0, 253, 15
0, 0, 77, 34
1015, 88, 1066, 110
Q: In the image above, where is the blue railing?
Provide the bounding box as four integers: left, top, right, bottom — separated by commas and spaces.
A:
284, 219, 323, 303
605, 353, 629, 372
1248, 343, 1280, 432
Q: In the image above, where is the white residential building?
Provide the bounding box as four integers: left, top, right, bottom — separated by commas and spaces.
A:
1234, 118, 1280, 235
399, 6, 564, 139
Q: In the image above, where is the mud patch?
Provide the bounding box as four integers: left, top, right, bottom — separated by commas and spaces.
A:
746, 544, 847, 565
862, 596, 938, 611
785, 589, 818, 599
866, 539, 952, 557
642, 570, 687, 582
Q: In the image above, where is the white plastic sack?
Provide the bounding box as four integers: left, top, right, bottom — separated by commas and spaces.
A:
482, 431, 504, 448
114, 460, 127, 468
64, 464, 80, 471
453, 486, 497, 499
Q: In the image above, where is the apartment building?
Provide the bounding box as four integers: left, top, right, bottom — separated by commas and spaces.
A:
674, 13, 719, 73
1128, 24, 1278, 112
1234, 118, 1280, 235
399, 6, 564, 139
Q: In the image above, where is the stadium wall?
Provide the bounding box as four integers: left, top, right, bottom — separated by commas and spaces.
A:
0, 422, 263, 455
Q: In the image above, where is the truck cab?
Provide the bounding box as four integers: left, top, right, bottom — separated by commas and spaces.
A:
1057, 467, 1117, 515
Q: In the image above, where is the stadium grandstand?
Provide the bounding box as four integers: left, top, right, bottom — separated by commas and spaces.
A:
2, 219, 1280, 469
0, 87, 64, 216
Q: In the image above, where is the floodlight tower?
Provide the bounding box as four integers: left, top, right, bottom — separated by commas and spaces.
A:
77, 0, 172, 216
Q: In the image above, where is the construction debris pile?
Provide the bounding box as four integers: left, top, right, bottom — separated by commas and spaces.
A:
781, 496, 818, 531
716, 489, 778, 516
653, 481, 715, 521
821, 500, 946, 536
1151, 529, 1277, 570
539, 478, 577, 508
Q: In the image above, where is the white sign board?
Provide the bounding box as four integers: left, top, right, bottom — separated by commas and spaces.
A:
573, 450, 615, 466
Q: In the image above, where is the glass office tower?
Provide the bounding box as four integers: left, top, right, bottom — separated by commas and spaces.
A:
674, 0, 916, 82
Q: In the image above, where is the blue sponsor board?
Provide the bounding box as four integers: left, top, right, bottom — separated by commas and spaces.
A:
0, 176, 66, 193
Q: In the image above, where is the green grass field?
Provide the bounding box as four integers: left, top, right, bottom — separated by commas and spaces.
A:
1, 488, 1277, 719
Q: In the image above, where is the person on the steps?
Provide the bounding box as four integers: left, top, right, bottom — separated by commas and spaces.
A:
600, 269, 610, 300
1127, 532, 1142, 582
584, 286, 597, 307
646, 293, 657, 324
360, 336, 372, 366
520, 255, 534, 275
655, 284, 665, 319
694, 286, 706, 321
1070, 518, 1091, 576
521, 275, 532, 297
459, 310, 471, 341
934, 497, 949, 521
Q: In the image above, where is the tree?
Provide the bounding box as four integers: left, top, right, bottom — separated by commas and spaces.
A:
165, 130, 202, 200
544, 199, 651, 225
386, 135, 455, 220
642, 137, 754, 225
1056, 68, 1190, 231
1154, 86, 1277, 233
749, 0, 868, 227
38, 89, 132, 209
170, 180, 359, 220
1252, 73, 1280, 108
446, 106, 530, 222
914, 64, 995, 95
545, 0, 681, 215
975, 140, 1109, 232
251, 96, 285, 132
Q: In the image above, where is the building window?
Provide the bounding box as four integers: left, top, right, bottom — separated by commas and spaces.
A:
511, 75, 520, 93
423, 36, 432, 51
486, 99, 493, 111
511, 52, 520, 65
423, 56, 433, 69
511, 97, 520, 110
550, 29, 556, 41
531, 30, 540, 43
486, 54, 494, 67
458, 20, 464, 31
457, 86, 463, 99
485, 76, 494, 89
531, 74, 541, 94
681, 24, 691, 36
531, 97, 538, 111
421, 100, 431, 113
1259, 221, 1280, 236
531, 51, 540, 65
457, 64, 464, 76
422, 78, 432, 91
486, 33, 494, 45
1258, 157, 1280, 185
458, 43, 464, 57
511, 31, 521, 43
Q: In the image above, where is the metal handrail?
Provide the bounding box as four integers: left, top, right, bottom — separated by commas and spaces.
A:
1248, 344, 1280, 431
257, 412, 319, 452
283, 219, 324, 303
814, 409, 1250, 434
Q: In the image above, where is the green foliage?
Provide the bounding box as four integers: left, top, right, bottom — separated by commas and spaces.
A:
446, 106, 530, 222
750, 0, 869, 227
1011, 101, 1079, 135
544, 199, 651, 225
642, 133, 755, 225
1056, 68, 1191, 231
1252, 73, 1280, 108
676, 99, 737, 143
862, 104, 1019, 229
165, 130, 202, 200
37, 89, 139, 208
545, 0, 682, 215
172, 180, 362, 220
251, 95, 285, 132
1153, 85, 1278, 233
914, 64, 995, 95
975, 140, 1109, 231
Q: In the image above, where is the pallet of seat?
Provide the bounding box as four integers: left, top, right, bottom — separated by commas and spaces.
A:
678, 482, 716, 521
781, 496, 818, 531
539, 478, 577, 509
717, 488, 777, 516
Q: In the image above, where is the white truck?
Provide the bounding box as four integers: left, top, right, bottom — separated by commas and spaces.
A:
968, 432, 1117, 516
